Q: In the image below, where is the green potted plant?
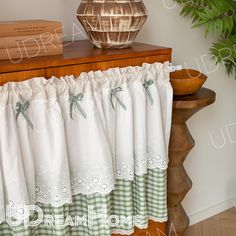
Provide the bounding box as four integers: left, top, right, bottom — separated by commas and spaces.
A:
174, 0, 236, 78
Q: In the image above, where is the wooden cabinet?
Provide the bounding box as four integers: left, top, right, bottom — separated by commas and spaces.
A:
46, 55, 170, 78
0, 40, 172, 83
0, 40, 172, 235
0, 69, 45, 85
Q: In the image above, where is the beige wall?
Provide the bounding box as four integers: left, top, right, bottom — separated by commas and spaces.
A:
1, 0, 236, 225
138, 0, 236, 225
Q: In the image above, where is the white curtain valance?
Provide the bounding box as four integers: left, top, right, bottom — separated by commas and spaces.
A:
0, 62, 173, 223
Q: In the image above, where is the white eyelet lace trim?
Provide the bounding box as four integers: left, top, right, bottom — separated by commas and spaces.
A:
71, 175, 115, 196
0, 153, 168, 224
0, 153, 167, 225
147, 149, 168, 170
32, 150, 166, 206
116, 162, 135, 180
33, 185, 72, 207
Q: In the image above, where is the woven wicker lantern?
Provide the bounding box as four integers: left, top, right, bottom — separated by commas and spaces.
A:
77, 0, 148, 49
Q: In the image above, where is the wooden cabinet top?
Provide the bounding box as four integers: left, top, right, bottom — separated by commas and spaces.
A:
0, 40, 172, 74
173, 88, 216, 109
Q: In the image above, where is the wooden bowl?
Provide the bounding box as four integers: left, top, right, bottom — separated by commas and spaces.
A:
170, 69, 207, 96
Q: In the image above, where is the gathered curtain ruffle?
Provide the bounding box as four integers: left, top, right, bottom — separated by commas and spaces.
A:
0, 62, 173, 225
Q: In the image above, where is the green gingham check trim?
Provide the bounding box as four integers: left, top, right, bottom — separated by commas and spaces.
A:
0, 169, 167, 236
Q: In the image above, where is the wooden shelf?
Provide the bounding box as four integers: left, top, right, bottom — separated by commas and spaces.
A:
0, 40, 172, 74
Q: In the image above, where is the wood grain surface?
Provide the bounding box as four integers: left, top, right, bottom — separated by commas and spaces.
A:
167, 88, 216, 236
0, 40, 172, 75
184, 208, 236, 236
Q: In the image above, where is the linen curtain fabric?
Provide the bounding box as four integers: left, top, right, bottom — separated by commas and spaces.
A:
0, 62, 173, 236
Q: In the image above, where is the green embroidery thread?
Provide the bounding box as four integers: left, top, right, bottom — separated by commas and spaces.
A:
16, 101, 33, 129
69, 93, 87, 119
143, 79, 154, 105
110, 87, 126, 111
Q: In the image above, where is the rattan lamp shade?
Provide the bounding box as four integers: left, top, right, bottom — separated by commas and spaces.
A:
77, 0, 148, 49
